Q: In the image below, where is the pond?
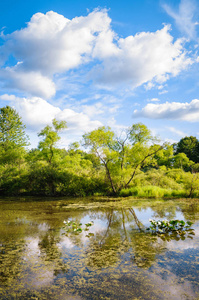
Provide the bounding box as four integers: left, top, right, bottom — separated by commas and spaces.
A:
0, 197, 199, 300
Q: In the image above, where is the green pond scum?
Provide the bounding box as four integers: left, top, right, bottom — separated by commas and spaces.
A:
0, 197, 199, 299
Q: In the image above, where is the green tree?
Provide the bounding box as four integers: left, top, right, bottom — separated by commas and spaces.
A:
25, 119, 68, 195
183, 172, 199, 198
170, 152, 193, 171
83, 123, 163, 195
0, 106, 30, 194
0, 106, 28, 147
38, 118, 67, 165
175, 136, 199, 163
153, 143, 174, 168
83, 126, 118, 194
0, 106, 29, 164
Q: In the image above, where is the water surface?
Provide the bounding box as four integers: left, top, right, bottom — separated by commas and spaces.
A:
0, 197, 199, 299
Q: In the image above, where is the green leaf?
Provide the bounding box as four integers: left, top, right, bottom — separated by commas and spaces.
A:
187, 221, 193, 226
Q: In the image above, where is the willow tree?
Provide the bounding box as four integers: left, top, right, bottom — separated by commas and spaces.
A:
83, 123, 163, 195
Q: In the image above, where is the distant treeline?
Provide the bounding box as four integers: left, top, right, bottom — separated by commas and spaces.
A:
0, 105, 199, 198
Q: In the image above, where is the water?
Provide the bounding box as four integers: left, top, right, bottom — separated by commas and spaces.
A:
0, 197, 199, 299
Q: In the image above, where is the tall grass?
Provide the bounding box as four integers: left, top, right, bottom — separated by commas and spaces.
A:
119, 185, 187, 198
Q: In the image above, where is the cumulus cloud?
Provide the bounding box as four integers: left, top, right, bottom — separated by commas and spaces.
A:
0, 10, 115, 97
0, 68, 56, 98
163, 0, 199, 41
1, 10, 113, 74
133, 99, 199, 122
0, 10, 115, 98
0, 93, 17, 101
57, 108, 102, 131
0, 10, 195, 97
91, 25, 193, 88
9, 96, 102, 132
13, 97, 60, 128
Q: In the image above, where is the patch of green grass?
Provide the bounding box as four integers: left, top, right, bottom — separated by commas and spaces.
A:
119, 185, 187, 199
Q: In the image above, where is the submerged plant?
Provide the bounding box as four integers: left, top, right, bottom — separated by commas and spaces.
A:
147, 219, 194, 240
63, 220, 94, 237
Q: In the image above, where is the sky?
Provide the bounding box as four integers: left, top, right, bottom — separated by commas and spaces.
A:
0, 0, 199, 148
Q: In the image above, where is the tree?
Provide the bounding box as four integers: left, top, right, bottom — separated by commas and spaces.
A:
0, 106, 29, 164
0, 106, 28, 147
83, 126, 118, 193
38, 118, 67, 165
83, 123, 163, 195
175, 136, 199, 163
170, 152, 193, 171
153, 143, 174, 168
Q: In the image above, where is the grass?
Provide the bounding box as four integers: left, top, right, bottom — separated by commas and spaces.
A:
119, 185, 187, 199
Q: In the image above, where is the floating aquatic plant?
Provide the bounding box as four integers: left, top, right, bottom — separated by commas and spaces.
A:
63, 220, 94, 237
147, 219, 194, 240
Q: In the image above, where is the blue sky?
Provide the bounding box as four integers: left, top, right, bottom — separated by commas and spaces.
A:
0, 0, 199, 148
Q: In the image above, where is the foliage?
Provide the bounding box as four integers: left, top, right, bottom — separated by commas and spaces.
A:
0, 106, 29, 147
170, 152, 194, 171
175, 136, 199, 163
83, 123, 163, 195
0, 106, 29, 165
1, 105, 199, 198
38, 118, 67, 165
183, 172, 199, 198
147, 219, 194, 240
0, 163, 29, 195
63, 220, 94, 237
153, 143, 173, 168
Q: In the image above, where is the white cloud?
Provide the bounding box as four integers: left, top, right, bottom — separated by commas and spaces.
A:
107, 117, 127, 132
159, 89, 168, 95
2, 10, 113, 74
147, 98, 160, 102
0, 10, 115, 97
109, 104, 120, 113
10, 96, 102, 133
167, 126, 187, 137
57, 108, 102, 132
0, 10, 196, 97
144, 82, 155, 90
13, 97, 60, 128
0, 93, 17, 101
133, 99, 199, 122
81, 99, 120, 117
0, 68, 56, 98
91, 25, 193, 88
164, 138, 178, 144
163, 0, 199, 40
82, 102, 104, 117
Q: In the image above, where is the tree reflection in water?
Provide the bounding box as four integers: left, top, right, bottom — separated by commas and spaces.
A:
38, 231, 68, 276
84, 208, 166, 269
82, 207, 195, 270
